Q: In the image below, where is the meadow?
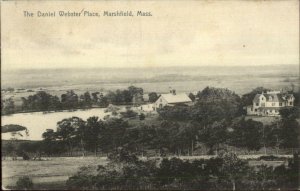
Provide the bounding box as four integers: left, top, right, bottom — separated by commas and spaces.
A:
2, 65, 299, 106
2, 156, 288, 190
2, 157, 108, 190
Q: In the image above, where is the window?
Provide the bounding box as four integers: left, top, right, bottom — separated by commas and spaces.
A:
290, 102, 293, 106
256, 103, 259, 106
261, 97, 264, 100
254, 109, 257, 112
279, 103, 282, 106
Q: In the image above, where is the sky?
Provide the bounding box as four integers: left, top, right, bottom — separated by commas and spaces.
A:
1, 0, 299, 70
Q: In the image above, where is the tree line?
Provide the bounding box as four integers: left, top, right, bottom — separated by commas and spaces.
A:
1, 86, 146, 115
3, 105, 298, 158
66, 148, 299, 190
2, 86, 299, 115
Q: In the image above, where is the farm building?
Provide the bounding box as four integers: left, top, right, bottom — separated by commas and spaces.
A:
153, 89, 193, 110
246, 91, 295, 116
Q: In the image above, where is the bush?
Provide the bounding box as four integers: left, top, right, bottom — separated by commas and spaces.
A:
258, 155, 287, 161
16, 176, 33, 190
120, 109, 138, 118
139, 113, 145, 120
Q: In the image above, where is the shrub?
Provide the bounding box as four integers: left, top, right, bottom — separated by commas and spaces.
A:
120, 109, 138, 118
16, 176, 33, 190
139, 113, 145, 120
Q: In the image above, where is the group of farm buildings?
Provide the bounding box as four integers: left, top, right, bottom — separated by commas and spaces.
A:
138, 89, 295, 117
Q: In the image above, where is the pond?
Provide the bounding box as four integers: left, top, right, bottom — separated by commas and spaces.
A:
1, 108, 112, 140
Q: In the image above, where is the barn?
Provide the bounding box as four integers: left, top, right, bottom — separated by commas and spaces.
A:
154, 90, 192, 110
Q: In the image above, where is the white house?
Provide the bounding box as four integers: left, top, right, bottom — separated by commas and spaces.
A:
246, 91, 295, 116
154, 90, 192, 110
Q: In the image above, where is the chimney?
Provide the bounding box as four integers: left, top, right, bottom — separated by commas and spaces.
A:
172, 89, 176, 95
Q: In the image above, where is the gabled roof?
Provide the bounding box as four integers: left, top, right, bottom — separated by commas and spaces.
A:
262, 94, 284, 102
159, 93, 192, 104
253, 94, 263, 103
253, 92, 294, 103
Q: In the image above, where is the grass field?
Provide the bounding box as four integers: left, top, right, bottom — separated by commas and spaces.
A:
2, 155, 288, 190
2, 157, 108, 190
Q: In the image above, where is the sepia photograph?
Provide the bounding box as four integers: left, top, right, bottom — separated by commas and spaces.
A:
1, 0, 299, 190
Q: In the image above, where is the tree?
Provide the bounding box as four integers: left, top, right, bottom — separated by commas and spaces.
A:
218, 152, 250, 191
91, 92, 100, 103
102, 118, 129, 152
61, 90, 79, 109
229, 118, 263, 152
56, 117, 85, 156
128, 86, 143, 98
188, 93, 196, 102
21, 91, 61, 112
42, 129, 56, 141
262, 124, 280, 154
191, 87, 242, 125
136, 125, 156, 157
198, 120, 228, 155
84, 116, 105, 156
79, 91, 92, 108
98, 93, 109, 107
148, 92, 158, 103
276, 107, 300, 149
151, 121, 180, 156
279, 107, 299, 121
2, 97, 15, 114
277, 119, 299, 149
2, 142, 16, 156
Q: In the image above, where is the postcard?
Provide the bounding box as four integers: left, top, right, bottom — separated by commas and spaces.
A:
1, 0, 299, 190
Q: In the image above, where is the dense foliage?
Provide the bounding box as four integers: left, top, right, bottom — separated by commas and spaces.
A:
15, 176, 34, 190
1, 124, 28, 133
66, 149, 299, 190
4, 110, 298, 158
158, 87, 243, 125
1, 86, 144, 115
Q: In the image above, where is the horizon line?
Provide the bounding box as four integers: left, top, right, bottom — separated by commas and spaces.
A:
2, 63, 299, 71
